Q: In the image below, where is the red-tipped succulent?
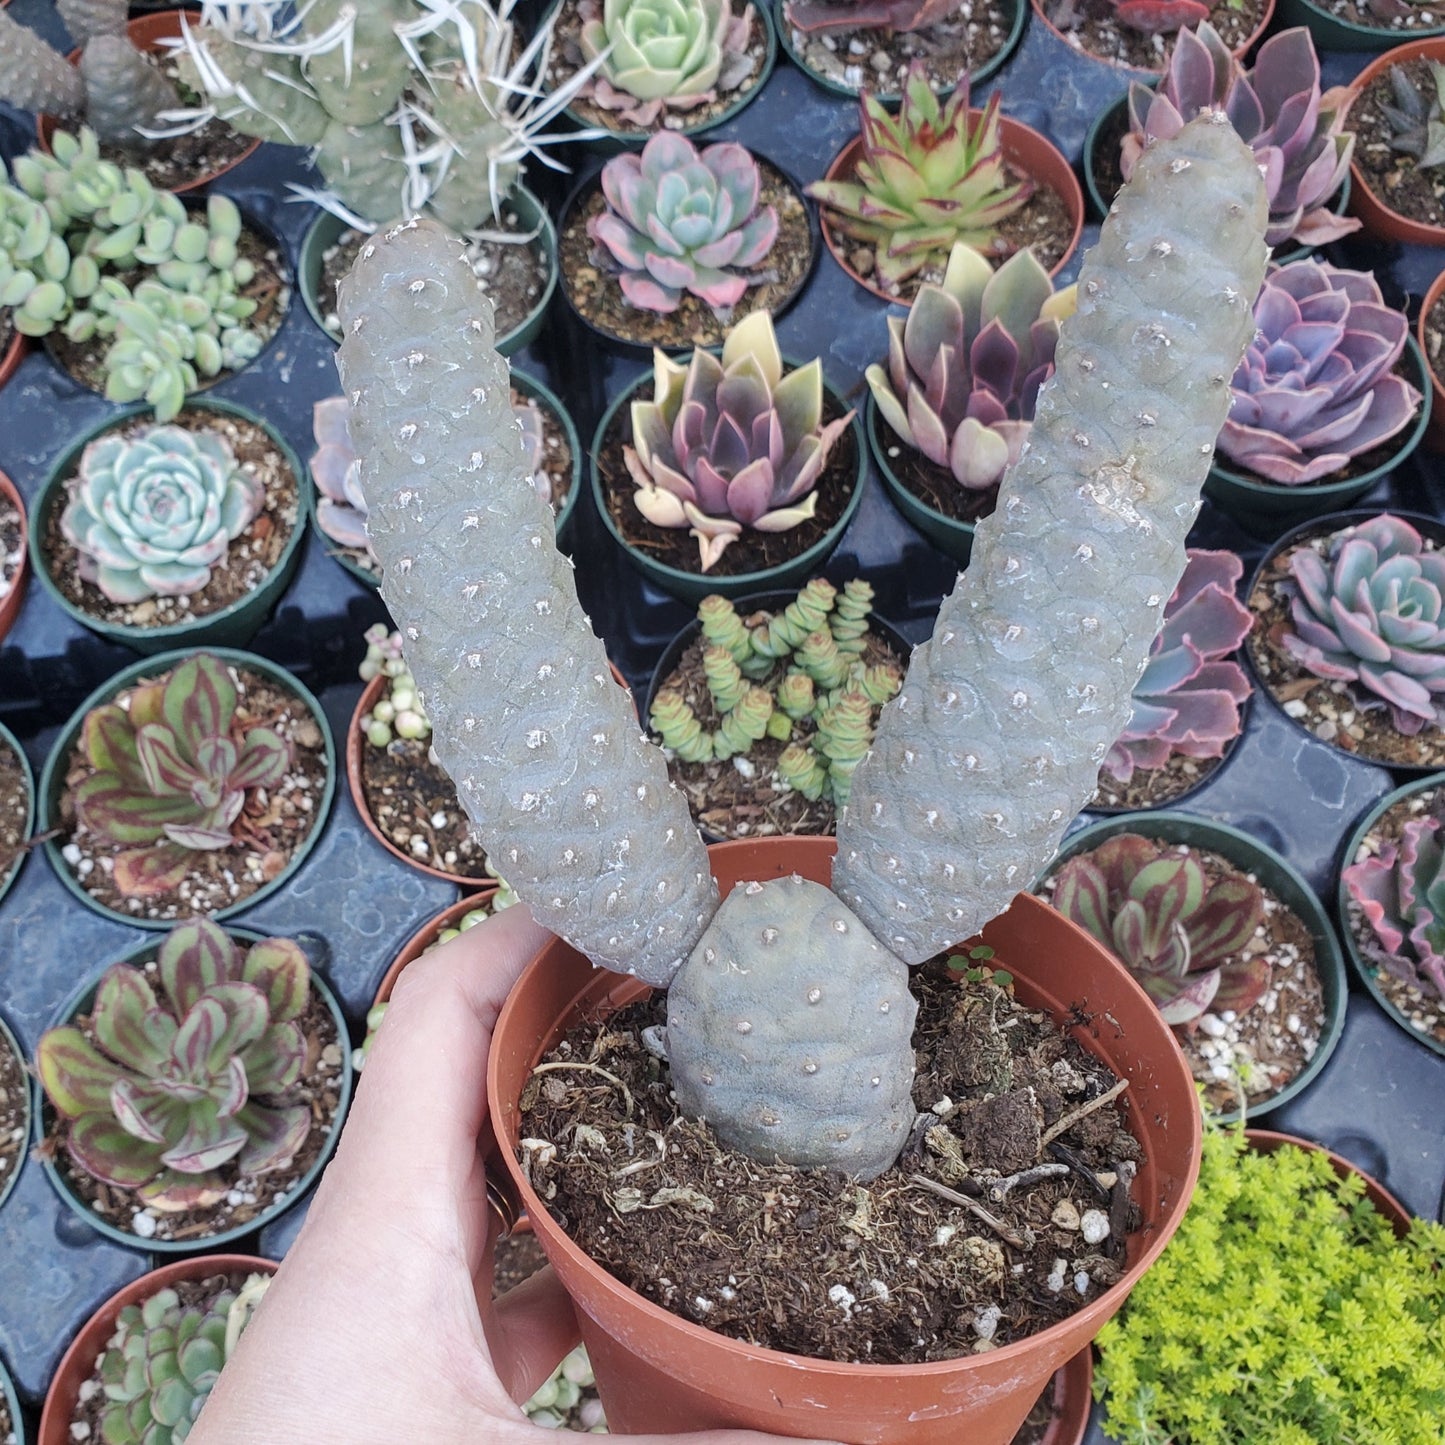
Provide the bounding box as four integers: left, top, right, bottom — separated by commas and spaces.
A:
73, 653, 291, 897
37, 919, 313, 1210
1050, 834, 1269, 1027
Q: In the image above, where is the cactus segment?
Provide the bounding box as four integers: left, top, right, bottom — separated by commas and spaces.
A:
832, 115, 1271, 966
80, 36, 183, 151
336, 219, 718, 989
0, 9, 87, 117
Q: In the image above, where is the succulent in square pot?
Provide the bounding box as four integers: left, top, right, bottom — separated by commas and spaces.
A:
557, 134, 818, 355
590, 309, 867, 605
33, 917, 353, 1252
1337, 775, 1445, 1058
808, 66, 1084, 304
1028, 0, 1276, 75
864, 240, 1077, 566
38, 649, 335, 929
1093, 1125, 1438, 1444
1036, 813, 1348, 1123
38, 1254, 276, 1445
0, 718, 34, 912
0, 1007, 30, 1217
0, 467, 27, 651
1203, 258, 1429, 526
643, 580, 913, 842
0, 1350, 20, 1445
1243, 509, 1445, 774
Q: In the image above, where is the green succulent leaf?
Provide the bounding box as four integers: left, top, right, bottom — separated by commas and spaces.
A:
241, 938, 311, 1023
112, 841, 194, 899
159, 919, 239, 1016
68, 1112, 164, 1187
91, 965, 171, 1073
164, 655, 237, 750
37, 1024, 125, 1117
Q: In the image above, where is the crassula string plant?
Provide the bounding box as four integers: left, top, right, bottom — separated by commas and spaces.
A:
358, 623, 432, 748
334, 110, 1269, 1181
37, 918, 313, 1209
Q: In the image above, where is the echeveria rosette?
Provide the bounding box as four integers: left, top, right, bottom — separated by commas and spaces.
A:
73, 653, 291, 898
1281, 514, 1445, 735
588, 132, 779, 315
1343, 814, 1445, 1004
1121, 24, 1359, 250
60, 423, 262, 605
624, 309, 854, 570
1050, 833, 1269, 1027
1216, 261, 1422, 486
1104, 549, 1253, 783
36, 919, 312, 1211
865, 241, 1076, 492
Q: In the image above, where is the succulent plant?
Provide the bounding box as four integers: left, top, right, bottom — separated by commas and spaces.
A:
359, 624, 432, 747
624, 309, 854, 570
37, 918, 313, 1208
72, 652, 291, 897
1121, 24, 1360, 249
1103, 549, 1253, 784
1215, 260, 1421, 486
1381, 60, 1445, 171
1280, 514, 1445, 735
578, 0, 757, 126
783, 0, 961, 33
1342, 812, 1445, 1004
865, 241, 1076, 492
96, 1273, 271, 1445
1099, 0, 1208, 33
1050, 834, 1269, 1026
61, 422, 262, 605
587, 133, 779, 315
806, 64, 1033, 290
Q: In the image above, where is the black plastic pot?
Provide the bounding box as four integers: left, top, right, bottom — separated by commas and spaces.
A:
0, 1010, 28, 1217
0, 720, 33, 912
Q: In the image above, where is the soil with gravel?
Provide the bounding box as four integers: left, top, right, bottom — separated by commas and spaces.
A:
0, 1023, 27, 1209
1038, 0, 1267, 70
0, 493, 23, 610
0, 732, 29, 900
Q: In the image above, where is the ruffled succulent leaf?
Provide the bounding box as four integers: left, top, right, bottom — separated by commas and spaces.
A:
111, 841, 194, 898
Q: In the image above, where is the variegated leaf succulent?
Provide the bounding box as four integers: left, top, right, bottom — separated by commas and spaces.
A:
1104, 549, 1253, 783
806, 64, 1033, 290
625, 309, 854, 570
1049, 834, 1269, 1027
1281, 514, 1445, 735
37, 919, 313, 1209
1122, 24, 1359, 248
73, 653, 291, 898
587, 132, 779, 315
865, 241, 1076, 492
1216, 260, 1421, 486
1342, 811, 1445, 1004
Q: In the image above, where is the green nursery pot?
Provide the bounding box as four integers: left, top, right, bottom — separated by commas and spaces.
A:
38, 647, 336, 931
1045, 810, 1349, 1124
0, 1352, 22, 1445
1274, 0, 1445, 50
1336, 777, 1445, 1061
28, 398, 311, 655
0, 719, 34, 912
32, 932, 354, 1254
0, 1009, 30, 1217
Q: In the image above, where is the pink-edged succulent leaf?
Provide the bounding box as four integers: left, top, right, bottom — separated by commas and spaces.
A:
1182, 874, 1265, 970
172, 996, 228, 1080
159, 918, 240, 1017
1129, 856, 1205, 958
72, 771, 200, 845
1212, 953, 1272, 1014
81, 704, 145, 780
159, 1103, 249, 1174
163, 654, 237, 751
240, 1019, 307, 1094
1148, 966, 1223, 1026
235, 1101, 311, 1175
137, 1169, 230, 1212
229, 727, 291, 790
112, 841, 195, 899
68, 1113, 165, 1188
195, 983, 271, 1070
91, 965, 172, 1074
135, 724, 205, 799
37, 1025, 125, 1118
109, 1078, 183, 1145
242, 938, 311, 1023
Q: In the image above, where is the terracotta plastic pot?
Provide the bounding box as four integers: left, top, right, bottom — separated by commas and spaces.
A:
0, 327, 25, 398
0, 718, 34, 913
1276, 0, 1445, 50
36, 12, 261, 189
1028, 0, 1276, 72
488, 836, 1202, 1445
1035, 1348, 1093, 1445
38, 1255, 277, 1445
819, 121, 1085, 302
1416, 265, 1445, 453
0, 467, 28, 651
1244, 1129, 1413, 1232
1346, 39, 1445, 244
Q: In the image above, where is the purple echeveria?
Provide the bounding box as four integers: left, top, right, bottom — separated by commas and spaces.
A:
1104, 549, 1253, 783
1216, 260, 1421, 486
865, 241, 1076, 492
1282, 514, 1445, 734
1342, 813, 1445, 1004
625, 309, 854, 570
1121, 24, 1359, 249
587, 131, 779, 315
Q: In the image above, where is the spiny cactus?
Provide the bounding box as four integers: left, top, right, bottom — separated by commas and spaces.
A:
37, 919, 312, 1208
338, 113, 1268, 1179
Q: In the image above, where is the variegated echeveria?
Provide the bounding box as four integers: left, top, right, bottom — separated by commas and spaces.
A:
625, 309, 853, 569
37, 918, 313, 1209
587, 133, 778, 314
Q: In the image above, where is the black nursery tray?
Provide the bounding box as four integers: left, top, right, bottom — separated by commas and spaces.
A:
2, 0, 1444, 1438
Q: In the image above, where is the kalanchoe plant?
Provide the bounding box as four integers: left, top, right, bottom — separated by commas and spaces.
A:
97, 1273, 271, 1444
1104, 549, 1253, 784
61, 423, 262, 604
1216, 260, 1422, 486
1050, 834, 1269, 1026
587, 133, 779, 315
358, 623, 432, 747
865, 241, 1076, 492
1121, 24, 1360, 249
806, 64, 1033, 290
624, 308, 854, 570
1343, 812, 1445, 1004
37, 918, 313, 1209
1381, 60, 1445, 170
74, 653, 291, 897
1280, 514, 1445, 735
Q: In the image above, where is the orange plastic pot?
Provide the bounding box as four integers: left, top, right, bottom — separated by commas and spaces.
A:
1039, 1348, 1093, 1445
38, 1255, 276, 1445
1417, 265, 1445, 452
0, 326, 24, 397
0, 468, 27, 649
1244, 1129, 1413, 1234
488, 836, 1201, 1445
1027, 0, 1276, 72
819, 121, 1085, 302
